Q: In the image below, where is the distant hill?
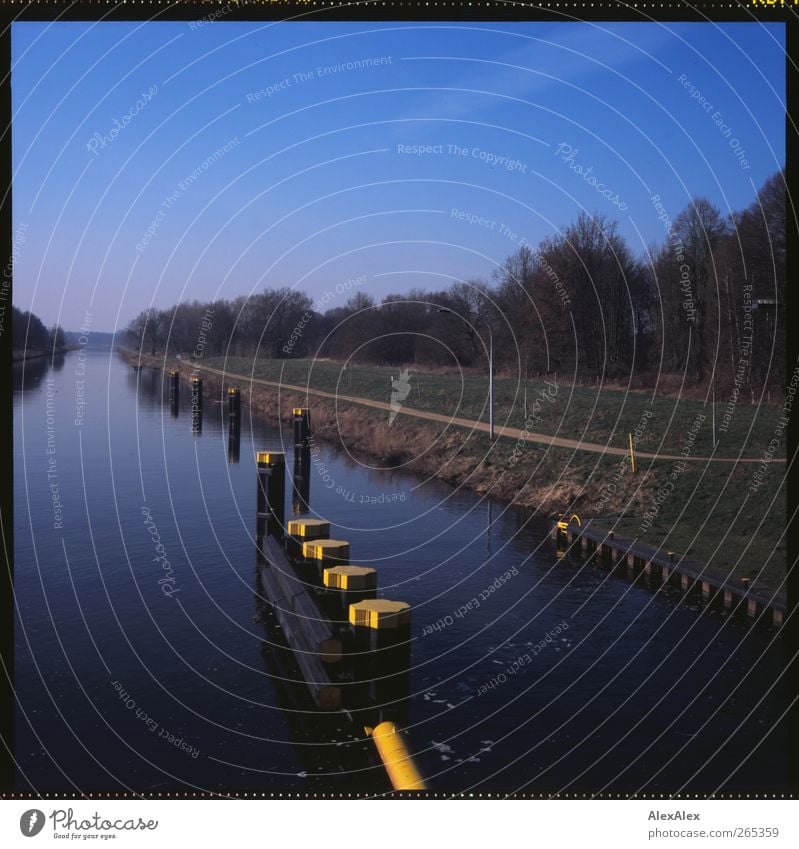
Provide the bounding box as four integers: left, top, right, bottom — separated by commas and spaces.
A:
64, 329, 117, 349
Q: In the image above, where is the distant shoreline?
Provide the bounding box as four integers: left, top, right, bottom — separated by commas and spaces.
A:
12, 345, 77, 363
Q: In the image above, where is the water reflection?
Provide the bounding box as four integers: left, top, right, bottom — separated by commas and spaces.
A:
12, 356, 51, 391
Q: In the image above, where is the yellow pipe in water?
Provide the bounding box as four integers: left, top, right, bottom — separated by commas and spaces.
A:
367, 722, 428, 791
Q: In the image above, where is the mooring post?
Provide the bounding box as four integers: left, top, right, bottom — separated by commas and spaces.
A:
292, 452, 311, 515
256, 451, 286, 539
228, 387, 241, 435
228, 428, 240, 464
287, 518, 330, 558
323, 565, 377, 624
169, 370, 180, 417
293, 407, 311, 449
349, 599, 412, 727
291, 407, 312, 514
302, 539, 349, 585
191, 377, 203, 434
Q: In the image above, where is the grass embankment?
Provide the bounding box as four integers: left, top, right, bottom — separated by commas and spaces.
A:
160, 353, 788, 594
205, 356, 784, 460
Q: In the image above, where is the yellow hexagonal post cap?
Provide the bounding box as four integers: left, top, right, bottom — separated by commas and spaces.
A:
302, 539, 349, 563
349, 599, 410, 629
288, 518, 330, 540
323, 565, 377, 591
256, 451, 286, 465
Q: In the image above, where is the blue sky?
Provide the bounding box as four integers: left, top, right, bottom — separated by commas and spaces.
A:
12, 20, 786, 331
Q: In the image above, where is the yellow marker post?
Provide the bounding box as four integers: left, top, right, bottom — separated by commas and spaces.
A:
629, 432, 636, 473
366, 722, 428, 791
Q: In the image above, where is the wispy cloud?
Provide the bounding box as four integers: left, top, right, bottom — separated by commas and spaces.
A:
394, 22, 676, 124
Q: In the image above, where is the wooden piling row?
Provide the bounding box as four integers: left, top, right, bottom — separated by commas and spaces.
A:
252, 411, 425, 787
552, 517, 786, 629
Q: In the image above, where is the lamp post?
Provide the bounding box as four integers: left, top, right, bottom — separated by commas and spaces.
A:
438, 308, 494, 440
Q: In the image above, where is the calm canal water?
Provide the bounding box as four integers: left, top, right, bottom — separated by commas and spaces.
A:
13, 350, 788, 795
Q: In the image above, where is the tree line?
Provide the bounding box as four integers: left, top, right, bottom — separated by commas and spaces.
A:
12, 305, 66, 353
124, 170, 785, 391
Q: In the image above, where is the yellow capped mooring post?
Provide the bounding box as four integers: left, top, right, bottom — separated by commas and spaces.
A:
227, 390, 241, 464
292, 408, 312, 516
350, 599, 412, 726
366, 721, 428, 791
170, 370, 180, 418
228, 387, 241, 438
303, 539, 349, 584
256, 452, 286, 540
323, 565, 378, 622
287, 517, 330, 557
293, 408, 311, 450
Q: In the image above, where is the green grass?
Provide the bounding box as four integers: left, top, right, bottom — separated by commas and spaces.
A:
195, 355, 787, 594
592, 463, 787, 594
204, 356, 785, 460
